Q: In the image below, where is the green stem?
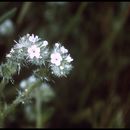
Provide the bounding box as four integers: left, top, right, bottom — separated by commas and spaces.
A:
17, 2, 32, 25
36, 88, 42, 128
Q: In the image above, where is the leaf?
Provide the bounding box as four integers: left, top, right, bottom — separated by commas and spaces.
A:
0, 8, 17, 25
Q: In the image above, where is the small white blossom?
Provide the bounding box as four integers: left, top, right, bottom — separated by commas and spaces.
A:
0, 19, 14, 36
27, 45, 40, 59
42, 40, 48, 46
65, 55, 73, 63
10, 48, 14, 53
60, 66, 64, 70
6, 54, 11, 58
50, 43, 73, 77
51, 52, 62, 66
60, 46, 68, 53
20, 80, 27, 89
29, 34, 39, 43
55, 43, 60, 47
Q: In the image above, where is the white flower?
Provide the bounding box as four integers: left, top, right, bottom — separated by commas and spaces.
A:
41, 40, 48, 47
6, 54, 11, 58
10, 48, 14, 53
50, 43, 73, 77
55, 43, 60, 47
29, 34, 39, 43
60, 46, 68, 53
65, 55, 73, 63
27, 45, 40, 59
51, 52, 62, 66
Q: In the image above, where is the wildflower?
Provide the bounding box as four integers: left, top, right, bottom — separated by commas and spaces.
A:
27, 45, 41, 59
10, 48, 14, 53
12, 34, 49, 65
55, 43, 60, 47
29, 34, 39, 43
50, 52, 62, 66
60, 65, 64, 70
42, 40, 48, 47
6, 54, 11, 58
14, 34, 40, 49
60, 46, 68, 53
65, 54, 73, 63
50, 43, 73, 77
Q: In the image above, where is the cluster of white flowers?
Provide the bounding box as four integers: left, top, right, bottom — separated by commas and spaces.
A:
6, 34, 73, 77
50, 43, 73, 77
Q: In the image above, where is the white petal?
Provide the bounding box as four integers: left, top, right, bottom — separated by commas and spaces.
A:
29, 34, 39, 43
55, 61, 61, 66
66, 55, 73, 62
30, 54, 34, 59
50, 52, 62, 66
60, 46, 68, 53
55, 43, 60, 47
27, 45, 41, 59
6, 54, 11, 58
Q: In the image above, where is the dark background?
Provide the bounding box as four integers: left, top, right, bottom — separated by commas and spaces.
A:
0, 2, 130, 128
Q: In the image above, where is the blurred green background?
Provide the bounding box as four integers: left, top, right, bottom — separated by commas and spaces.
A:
0, 2, 130, 128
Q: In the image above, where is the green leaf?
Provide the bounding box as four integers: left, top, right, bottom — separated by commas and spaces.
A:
0, 8, 17, 25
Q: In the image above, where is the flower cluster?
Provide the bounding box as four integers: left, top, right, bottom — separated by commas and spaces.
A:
50, 43, 73, 77
5, 34, 73, 77
13, 34, 49, 65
